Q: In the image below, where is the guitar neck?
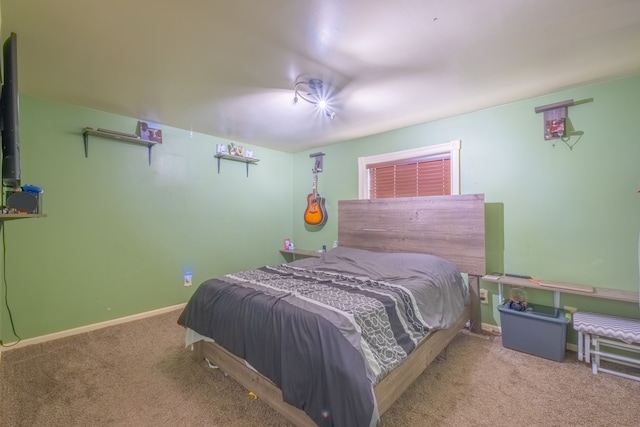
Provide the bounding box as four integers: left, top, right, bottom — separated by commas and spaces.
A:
312, 170, 318, 196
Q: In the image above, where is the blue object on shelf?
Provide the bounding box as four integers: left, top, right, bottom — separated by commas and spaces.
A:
22, 184, 43, 194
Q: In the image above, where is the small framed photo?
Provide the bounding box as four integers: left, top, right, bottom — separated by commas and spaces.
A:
542, 108, 566, 140
544, 118, 565, 140
283, 238, 291, 250
137, 121, 163, 144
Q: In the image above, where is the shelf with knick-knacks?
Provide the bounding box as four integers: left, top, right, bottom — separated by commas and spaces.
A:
1, 184, 46, 225
214, 143, 259, 177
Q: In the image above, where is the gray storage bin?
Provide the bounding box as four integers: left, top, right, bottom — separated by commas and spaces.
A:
498, 303, 570, 362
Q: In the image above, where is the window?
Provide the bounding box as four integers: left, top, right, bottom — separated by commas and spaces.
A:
358, 140, 460, 199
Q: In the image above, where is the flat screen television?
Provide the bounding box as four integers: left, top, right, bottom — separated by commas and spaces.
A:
1, 32, 20, 189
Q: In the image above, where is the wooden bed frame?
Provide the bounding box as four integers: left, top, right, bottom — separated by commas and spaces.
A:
192, 194, 486, 426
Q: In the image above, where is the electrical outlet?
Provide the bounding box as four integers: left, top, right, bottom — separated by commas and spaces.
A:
184, 273, 193, 287
479, 288, 489, 304
563, 305, 577, 313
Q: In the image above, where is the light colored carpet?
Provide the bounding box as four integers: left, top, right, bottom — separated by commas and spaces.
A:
1, 308, 639, 426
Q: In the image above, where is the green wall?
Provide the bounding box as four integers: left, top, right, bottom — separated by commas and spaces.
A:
4, 74, 640, 343
0, 96, 293, 342
290, 74, 640, 326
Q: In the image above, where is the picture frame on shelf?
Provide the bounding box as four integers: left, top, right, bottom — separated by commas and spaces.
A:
137, 121, 163, 144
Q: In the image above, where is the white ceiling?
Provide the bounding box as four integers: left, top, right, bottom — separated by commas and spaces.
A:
2, 0, 640, 153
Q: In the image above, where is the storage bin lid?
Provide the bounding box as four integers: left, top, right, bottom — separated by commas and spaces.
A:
498, 303, 570, 324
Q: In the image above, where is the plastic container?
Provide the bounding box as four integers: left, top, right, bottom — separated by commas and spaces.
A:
498, 303, 570, 362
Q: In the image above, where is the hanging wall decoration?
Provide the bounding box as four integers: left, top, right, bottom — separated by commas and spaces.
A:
534, 98, 593, 150
535, 99, 574, 141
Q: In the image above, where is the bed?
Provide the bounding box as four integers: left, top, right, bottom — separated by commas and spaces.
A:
178, 194, 486, 427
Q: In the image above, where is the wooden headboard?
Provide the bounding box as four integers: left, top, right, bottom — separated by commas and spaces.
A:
338, 194, 486, 277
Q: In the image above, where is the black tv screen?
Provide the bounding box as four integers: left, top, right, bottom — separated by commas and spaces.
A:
1, 32, 20, 189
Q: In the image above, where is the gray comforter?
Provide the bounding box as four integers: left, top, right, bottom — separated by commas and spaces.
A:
178, 246, 468, 427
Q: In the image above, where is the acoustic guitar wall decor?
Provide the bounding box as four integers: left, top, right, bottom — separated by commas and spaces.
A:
303, 160, 327, 226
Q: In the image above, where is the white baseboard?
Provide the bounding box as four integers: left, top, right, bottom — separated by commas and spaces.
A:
481, 322, 502, 335
0, 303, 186, 353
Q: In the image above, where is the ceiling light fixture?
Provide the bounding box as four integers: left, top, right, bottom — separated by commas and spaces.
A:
292, 78, 336, 119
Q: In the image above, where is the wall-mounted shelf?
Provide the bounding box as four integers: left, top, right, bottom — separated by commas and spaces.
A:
214, 153, 260, 177
0, 213, 47, 221
0, 213, 47, 231
482, 274, 639, 305
82, 127, 158, 165
279, 248, 321, 261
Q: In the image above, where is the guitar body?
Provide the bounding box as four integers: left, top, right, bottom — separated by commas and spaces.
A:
304, 192, 327, 226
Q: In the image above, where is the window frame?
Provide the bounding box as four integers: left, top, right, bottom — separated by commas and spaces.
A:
357, 140, 461, 199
